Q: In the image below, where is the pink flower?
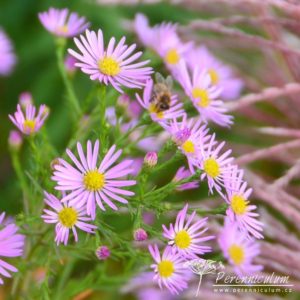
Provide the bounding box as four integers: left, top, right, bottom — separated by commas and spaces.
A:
52, 140, 136, 219
148, 244, 189, 295
68, 29, 153, 93
219, 218, 263, 277
38, 8, 90, 38
9, 103, 49, 135
177, 61, 233, 127
224, 169, 264, 239
42, 192, 96, 245
186, 46, 243, 100
199, 134, 236, 196
133, 13, 156, 48
0, 213, 25, 285
0, 28, 16, 76
163, 115, 210, 173
163, 204, 214, 258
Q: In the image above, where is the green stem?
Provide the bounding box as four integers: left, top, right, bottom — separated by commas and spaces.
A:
11, 151, 30, 215
56, 41, 81, 119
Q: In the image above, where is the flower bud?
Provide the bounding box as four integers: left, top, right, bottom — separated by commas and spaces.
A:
64, 54, 77, 74
19, 92, 33, 108
8, 130, 23, 150
144, 151, 158, 167
95, 245, 110, 260
134, 228, 148, 241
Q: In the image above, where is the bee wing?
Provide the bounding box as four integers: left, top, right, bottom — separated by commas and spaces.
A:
155, 72, 165, 84
166, 75, 173, 89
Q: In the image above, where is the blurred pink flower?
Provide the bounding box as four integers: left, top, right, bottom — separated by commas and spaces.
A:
0, 28, 16, 76
39, 8, 90, 38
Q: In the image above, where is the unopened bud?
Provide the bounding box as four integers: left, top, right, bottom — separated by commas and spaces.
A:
134, 228, 148, 241
8, 130, 23, 150
144, 151, 158, 167
95, 245, 110, 260
19, 92, 33, 108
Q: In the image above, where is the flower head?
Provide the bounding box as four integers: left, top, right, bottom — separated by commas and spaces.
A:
9, 103, 49, 135
164, 115, 210, 173
52, 140, 136, 219
68, 29, 152, 93
219, 218, 263, 277
173, 167, 199, 191
163, 204, 214, 258
42, 192, 96, 245
152, 23, 192, 69
134, 228, 148, 241
8, 130, 23, 150
224, 169, 263, 239
136, 78, 184, 122
148, 244, 189, 295
199, 134, 236, 196
0, 213, 25, 285
38, 8, 90, 38
95, 245, 110, 260
177, 61, 233, 127
186, 46, 243, 100
0, 28, 16, 76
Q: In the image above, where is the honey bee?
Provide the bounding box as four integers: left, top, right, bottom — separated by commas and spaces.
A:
150, 73, 173, 113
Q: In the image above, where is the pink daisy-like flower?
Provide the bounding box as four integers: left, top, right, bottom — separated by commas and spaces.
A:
42, 192, 97, 245
177, 61, 233, 127
0, 29, 16, 76
152, 23, 192, 69
173, 167, 199, 191
52, 140, 136, 219
164, 115, 210, 173
186, 46, 243, 100
136, 78, 184, 123
224, 169, 263, 239
68, 29, 153, 93
134, 13, 156, 48
0, 213, 25, 285
162, 204, 214, 258
38, 8, 90, 38
9, 103, 49, 135
219, 218, 263, 277
148, 244, 189, 295
199, 134, 236, 195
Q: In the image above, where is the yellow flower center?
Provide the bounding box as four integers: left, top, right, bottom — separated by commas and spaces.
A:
181, 140, 195, 153
83, 170, 105, 191
228, 244, 245, 266
203, 158, 220, 178
98, 57, 120, 76
208, 69, 219, 85
231, 195, 248, 215
192, 88, 210, 108
58, 207, 78, 228
174, 230, 191, 249
149, 103, 164, 119
165, 49, 180, 65
58, 25, 69, 34
23, 120, 36, 133
158, 260, 174, 278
